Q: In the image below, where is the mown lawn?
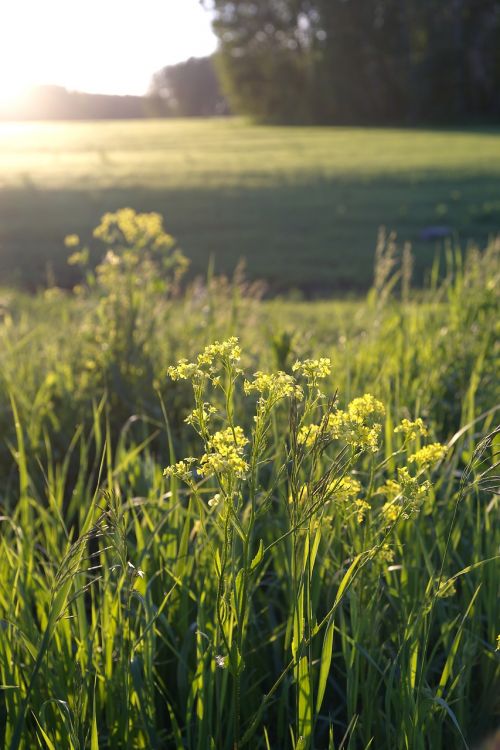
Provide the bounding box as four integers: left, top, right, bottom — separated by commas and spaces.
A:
1, 118, 500, 291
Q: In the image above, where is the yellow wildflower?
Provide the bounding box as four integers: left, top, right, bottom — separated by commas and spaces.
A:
199, 426, 249, 479
327, 476, 361, 499
197, 337, 241, 367
394, 417, 428, 440
297, 423, 322, 447
292, 357, 331, 385
64, 233, 80, 248
382, 500, 400, 523
163, 458, 197, 482
327, 409, 382, 452
93, 208, 176, 252
209, 426, 248, 454
376, 479, 402, 500
409, 442, 447, 469
347, 394, 385, 422
354, 499, 371, 522
378, 544, 395, 564
184, 403, 217, 428
244, 370, 303, 401
167, 359, 203, 381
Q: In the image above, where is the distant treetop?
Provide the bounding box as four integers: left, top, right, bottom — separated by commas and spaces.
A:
149, 56, 229, 118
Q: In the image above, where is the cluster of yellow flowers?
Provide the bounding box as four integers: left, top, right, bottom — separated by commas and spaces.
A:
376, 434, 446, 522
64, 234, 80, 249
409, 442, 447, 469
328, 476, 361, 498
347, 394, 386, 423
163, 458, 197, 482
199, 426, 249, 479
292, 357, 331, 386
326, 476, 371, 521
290, 475, 370, 522
244, 370, 303, 401
163, 340, 448, 532
167, 359, 201, 381
168, 337, 242, 382
394, 417, 428, 440
197, 337, 242, 365
297, 423, 322, 448
381, 499, 401, 523
377, 479, 401, 500
381, 467, 431, 521
298, 394, 385, 452
184, 402, 218, 429
93, 208, 176, 252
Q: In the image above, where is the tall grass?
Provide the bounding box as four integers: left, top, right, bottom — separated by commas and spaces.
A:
0, 222, 498, 748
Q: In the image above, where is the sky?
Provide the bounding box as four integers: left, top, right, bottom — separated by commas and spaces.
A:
0, 0, 217, 103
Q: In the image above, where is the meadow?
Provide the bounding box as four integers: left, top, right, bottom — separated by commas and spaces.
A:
0, 206, 498, 749
1, 119, 500, 291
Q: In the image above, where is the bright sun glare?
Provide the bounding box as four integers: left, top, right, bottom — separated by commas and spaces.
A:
0, 0, 216, 105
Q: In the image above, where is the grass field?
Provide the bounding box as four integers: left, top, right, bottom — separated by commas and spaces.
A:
0, 213, 498, 747
1, 119, 500, 291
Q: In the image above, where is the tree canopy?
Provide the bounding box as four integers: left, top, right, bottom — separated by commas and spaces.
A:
149, 56, 229, 117
204, 0, 500, 124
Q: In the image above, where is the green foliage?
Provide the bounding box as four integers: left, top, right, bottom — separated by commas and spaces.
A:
150, 56, 229, 117
0, 217, 498, 748
62, 208, 188, 436
207, 0, 500, 125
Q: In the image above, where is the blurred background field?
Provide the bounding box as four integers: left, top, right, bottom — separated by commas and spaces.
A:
1, 118, 500, 292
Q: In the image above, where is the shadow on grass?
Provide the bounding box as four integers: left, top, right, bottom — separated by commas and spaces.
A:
1, 172, 499, 295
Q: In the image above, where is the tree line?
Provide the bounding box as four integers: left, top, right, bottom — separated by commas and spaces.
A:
203, 0, 500, 124
4, 1, 499, 125
0, 59, 227, 121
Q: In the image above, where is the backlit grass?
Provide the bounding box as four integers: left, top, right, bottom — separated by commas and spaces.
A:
1, 119, 500, 291
0, 216, 498, 748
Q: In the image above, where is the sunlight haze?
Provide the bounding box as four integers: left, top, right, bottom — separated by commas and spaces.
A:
0, 0, 216, 102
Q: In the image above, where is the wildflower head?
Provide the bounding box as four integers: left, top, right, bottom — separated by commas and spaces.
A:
396, 467, 430, 516
381, 500, 400, 523
185, 403, 217, 429
199, 426, 249, 479
292, 358, 331, 387
354, 499, 371, 523
93, 208, 176, 253
395, 417, 428, 440
64, 234, 80, 248
208, 493, 221, 508
163, 458, 197, 482
408, 442, 447, 470
197, 337, 241, 367
376, 479, 402, 500
327, 411, 381, 453
244, 370, 303, 402
298, 393, 386, 453
327, 476, 361, 499
347, 394, 385, 423
167, 338, 242, 385
167, 359, 203, 381
297, 423, 322, 448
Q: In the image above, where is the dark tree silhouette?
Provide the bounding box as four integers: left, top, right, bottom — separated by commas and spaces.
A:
203, 0, 500, 124
149, 56, 229, 117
